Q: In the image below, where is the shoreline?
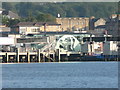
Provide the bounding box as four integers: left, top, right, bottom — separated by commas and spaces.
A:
1, 61, 119, 64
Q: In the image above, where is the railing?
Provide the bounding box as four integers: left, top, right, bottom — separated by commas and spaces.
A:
40, 40, 56, 61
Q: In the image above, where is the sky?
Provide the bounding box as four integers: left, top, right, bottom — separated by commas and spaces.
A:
0, 0, 119, 2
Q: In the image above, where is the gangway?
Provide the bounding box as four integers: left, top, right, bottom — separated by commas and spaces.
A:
40, 40, 56, 61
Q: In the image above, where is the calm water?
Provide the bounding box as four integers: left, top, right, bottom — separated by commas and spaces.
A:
2, 62, 118, 88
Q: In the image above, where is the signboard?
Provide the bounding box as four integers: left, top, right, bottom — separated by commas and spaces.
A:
17, 37, 47, 43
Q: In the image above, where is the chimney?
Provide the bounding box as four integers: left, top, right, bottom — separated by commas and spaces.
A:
90, 16, 95, 20
43, 23, 47, 33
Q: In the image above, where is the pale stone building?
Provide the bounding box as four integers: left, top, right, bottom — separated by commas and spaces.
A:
56, 17, 89, 31
12, 22, 61, 34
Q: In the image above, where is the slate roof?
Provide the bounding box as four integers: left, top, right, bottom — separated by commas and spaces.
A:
27, 31, 91, 35
95, 25, 106, 29
91, 18, 100, 22
90, 18, 106, 23
16, 22, 61, 27
1, 9, 20, 19
8, 11, 20, 19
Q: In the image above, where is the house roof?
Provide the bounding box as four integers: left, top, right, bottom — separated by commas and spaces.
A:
27, 31, 91, 36
16, 22, 61, 27
1, 10, 20, 19
8, 11, 20, 19
91, 18, 100, 22
95, 25, 106, 29
91, 18, 106, 23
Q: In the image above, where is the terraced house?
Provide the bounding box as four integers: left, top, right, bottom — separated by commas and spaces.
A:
12, 22, 61, 34
56, 17, 89, 31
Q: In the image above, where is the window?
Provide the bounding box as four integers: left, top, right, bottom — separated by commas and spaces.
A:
31, 28, 39, 32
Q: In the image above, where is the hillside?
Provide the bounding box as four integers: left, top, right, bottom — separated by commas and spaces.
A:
2, 2, 118, 18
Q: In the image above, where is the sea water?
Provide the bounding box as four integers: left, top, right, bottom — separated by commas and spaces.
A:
2, 62, 118, 88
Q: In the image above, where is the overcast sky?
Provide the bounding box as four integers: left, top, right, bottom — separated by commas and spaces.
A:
1, 0, 119, 2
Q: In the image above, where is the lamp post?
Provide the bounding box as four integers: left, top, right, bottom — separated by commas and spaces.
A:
43, 23, 47, 36
90, 34, 93, 55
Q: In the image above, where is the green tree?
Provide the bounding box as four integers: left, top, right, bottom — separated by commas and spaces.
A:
2, 2, 118, 18
2, 2, 13, 11
2, 16, 9, 25
36, 13, 55, 22
2, 15, 20, 27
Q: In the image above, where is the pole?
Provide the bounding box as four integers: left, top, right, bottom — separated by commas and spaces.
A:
56, 49, 61, 62
16, 48, 20, 63
38, 49, 41, 63
6, 53, 8, 63
90, 34, 92, 55
43, 52, 45, 62
53, 50, 55, 62
48, 48, 50, 62
104, 34, 107, 61
58, 49, 60, 62
27, 51, 30, 63
55, 49, 60, 62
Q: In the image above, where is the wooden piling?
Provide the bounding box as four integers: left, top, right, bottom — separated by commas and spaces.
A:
53, 50, 55, 62
56, 49, 60, 62
59, 50, 60, 62
27, 51, 30, 63
48, 48, 50, 62
6, 53, 8, 63
43, 52, 45, 62
38, 49, 41, 63
16, 48, 20, 63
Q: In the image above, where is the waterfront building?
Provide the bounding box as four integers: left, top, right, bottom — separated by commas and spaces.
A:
83, 37, 119, 55
103, 41, 118, 55
26, 32, 91, 53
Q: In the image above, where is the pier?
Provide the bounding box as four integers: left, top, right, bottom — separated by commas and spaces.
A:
1, 34, 120, 63
0, 50, 119, 63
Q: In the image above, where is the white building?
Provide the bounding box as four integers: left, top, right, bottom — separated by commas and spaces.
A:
103, 41, 118, 55
81, 42, 103, 55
